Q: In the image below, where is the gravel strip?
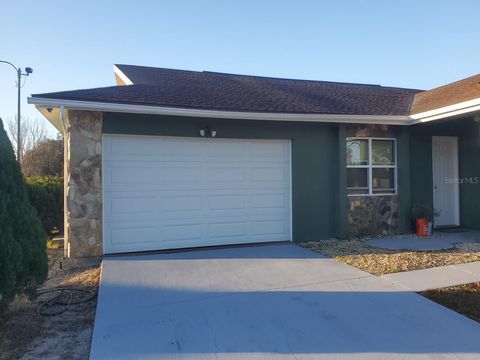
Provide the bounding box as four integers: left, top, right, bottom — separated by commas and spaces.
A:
303, 239, 480, 276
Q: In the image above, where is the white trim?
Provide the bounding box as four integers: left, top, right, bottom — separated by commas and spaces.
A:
28, 97, 412, 125
411, 97, 480, 123
60, 106, 68, 256
346, 138, 397, 196
101, 135, 106, 255
28, 87, 480, 126
368, 140, 373, 195
113, 65, 133, 85
347, 193, 398, 198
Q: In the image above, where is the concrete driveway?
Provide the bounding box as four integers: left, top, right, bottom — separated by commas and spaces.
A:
90, 243, 480, 359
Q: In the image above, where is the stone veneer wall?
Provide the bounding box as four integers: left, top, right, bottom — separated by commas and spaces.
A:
346, 124, 400, 238
347, 196, 399, 238
64, 110, 103, 257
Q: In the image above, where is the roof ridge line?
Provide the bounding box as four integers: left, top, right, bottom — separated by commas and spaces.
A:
115, 63, 421, 91
420, 73, 480, 93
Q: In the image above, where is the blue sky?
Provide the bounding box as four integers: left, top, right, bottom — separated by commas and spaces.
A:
1, 0, 479, 136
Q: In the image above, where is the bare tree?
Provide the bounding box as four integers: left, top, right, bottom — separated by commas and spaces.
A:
6, 117, 47, 162
21, 136, 64, 177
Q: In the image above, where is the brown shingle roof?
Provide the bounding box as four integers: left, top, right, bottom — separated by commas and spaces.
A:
32, 65, 421, 116
411, 74, 480, 115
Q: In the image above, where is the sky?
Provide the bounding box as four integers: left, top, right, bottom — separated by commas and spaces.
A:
1, 0, 479, 137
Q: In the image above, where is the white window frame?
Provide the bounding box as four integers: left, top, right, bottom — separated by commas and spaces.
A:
346, 137, 397, 196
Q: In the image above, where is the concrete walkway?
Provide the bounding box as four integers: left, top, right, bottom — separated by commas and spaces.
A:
380, 261, 480, 291
91, 244, 480, 359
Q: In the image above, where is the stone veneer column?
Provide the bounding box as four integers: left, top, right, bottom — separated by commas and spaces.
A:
64, 110, 103, 257
347, 196, 400, 237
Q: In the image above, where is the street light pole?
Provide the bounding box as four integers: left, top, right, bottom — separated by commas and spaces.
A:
0, 60, 33, 161
17, 67, 21, 161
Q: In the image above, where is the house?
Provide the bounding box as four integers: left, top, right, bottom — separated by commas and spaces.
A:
29, 65, 480, 257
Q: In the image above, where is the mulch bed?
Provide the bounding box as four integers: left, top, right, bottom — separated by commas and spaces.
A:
421, 282, 480, 323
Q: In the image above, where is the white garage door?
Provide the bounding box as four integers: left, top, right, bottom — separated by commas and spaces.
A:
102, 135, 292, 254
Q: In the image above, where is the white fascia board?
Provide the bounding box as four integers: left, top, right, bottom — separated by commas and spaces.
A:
28, 97, 412, 125
113, 65, 134, 85
410, 98, 480, 123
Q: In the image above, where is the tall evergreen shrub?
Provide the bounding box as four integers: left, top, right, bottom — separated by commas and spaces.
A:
0, 119, 47, 311
25, 176, 64, 235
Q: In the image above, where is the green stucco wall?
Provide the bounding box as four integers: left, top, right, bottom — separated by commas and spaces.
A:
103, 112, 344, 241
457, 119, 480, 229
104, 112, 474, 239
409, 127, 434, 218
410, 117, 480, 230
397, 126, 412, 233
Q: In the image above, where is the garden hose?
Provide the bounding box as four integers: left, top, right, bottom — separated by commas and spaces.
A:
34, 287, 97, 316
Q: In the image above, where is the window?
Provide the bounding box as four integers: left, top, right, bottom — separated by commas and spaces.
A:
346, 138, 396, 195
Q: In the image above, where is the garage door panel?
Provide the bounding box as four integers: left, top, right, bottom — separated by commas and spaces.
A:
108, 166, 154, 185
157, 138, 204, 158
207, 221, 247, 238
103, 135, 291, 253
109, 226, 156, 245
251, 192, 287, 209
161, 223, 204, 242
107, 218, 289, 245
162, 165, 203, 182
105, 194, 290, 223
110, 196, 156, 215
206, 141, 247, 158
250, 141, 290, 157
106, 176, 289, 192
207, 194, 246, 210
251, 219, 287, 236
162, 194, 202, 211
206, 166, 246, 182
251, 166, 288, 182
107, 136, 157, 157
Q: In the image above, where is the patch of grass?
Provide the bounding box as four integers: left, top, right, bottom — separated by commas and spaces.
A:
303, 239, 480, 276
61, 267, 100, 288
421, 282, 480, 323
46, 238, 63, 249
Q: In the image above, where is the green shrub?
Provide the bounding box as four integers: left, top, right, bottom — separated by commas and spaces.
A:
0, 119, 48, 312
25, 176, 63, 236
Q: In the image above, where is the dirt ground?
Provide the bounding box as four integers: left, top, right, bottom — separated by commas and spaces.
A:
421, 282, 480, 323
0, 249, 101, 360
303, 238, 480, 276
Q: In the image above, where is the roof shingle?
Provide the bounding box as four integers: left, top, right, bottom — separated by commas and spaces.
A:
32, 64, 421, 116
411, 74, 480, 114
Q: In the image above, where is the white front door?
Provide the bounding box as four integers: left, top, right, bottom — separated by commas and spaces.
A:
102, 135, 292, 254
432, 136, 460, 227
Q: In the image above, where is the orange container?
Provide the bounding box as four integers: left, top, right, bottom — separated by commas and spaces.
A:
416, 218, 428, 237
